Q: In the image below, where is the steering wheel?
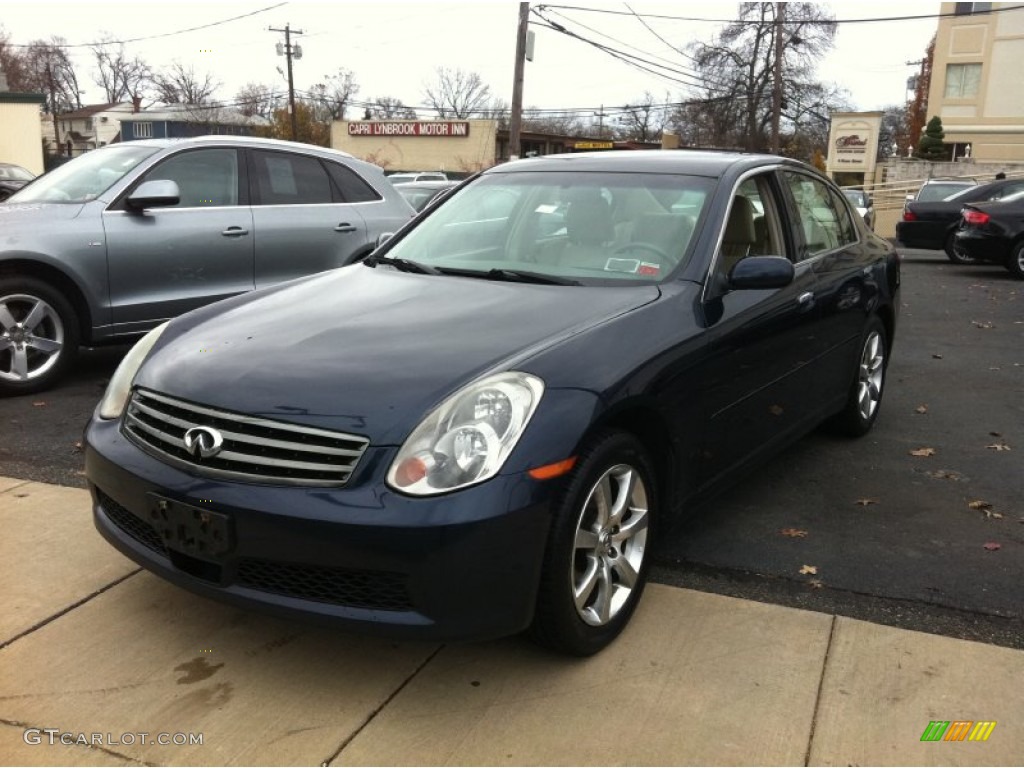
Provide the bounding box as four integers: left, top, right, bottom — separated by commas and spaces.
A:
613, 242, 671, 262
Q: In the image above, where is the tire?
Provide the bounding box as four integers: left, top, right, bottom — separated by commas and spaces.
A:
0, 277, 80, 396
829, 316, 888, 438
530, 430, 657, 656
945, 230, 977, 265
1006, 241, 1024, 280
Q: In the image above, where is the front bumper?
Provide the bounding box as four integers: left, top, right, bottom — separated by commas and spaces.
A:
85, 416, 556, 642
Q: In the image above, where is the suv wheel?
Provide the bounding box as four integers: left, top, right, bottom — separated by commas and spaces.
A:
0, 277, 79, 396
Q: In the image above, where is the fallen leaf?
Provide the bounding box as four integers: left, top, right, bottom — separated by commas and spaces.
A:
972, 320, 994, 329
854, 498, 879, 507
915, 405, 928, 414
986, 443, 1011, 452
909, 447, 936, 457
780, 528, 808, 538
769, 404, 784, 416
72, 441, 83, 453
925, 469, 964, 481
968, 500, 992, 510
932, 354, 944, 359
990, 431, 1002, 437
987, 511, 1004, 520
799, 565, 818, 575
983, 542, 1001, 551
32, 401, 46, 407
808, 579, 824, 589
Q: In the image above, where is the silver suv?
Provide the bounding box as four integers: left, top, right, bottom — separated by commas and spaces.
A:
0, 136, 414, 395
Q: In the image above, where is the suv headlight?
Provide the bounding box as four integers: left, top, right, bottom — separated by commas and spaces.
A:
387, 372, 544, 496
96, 322, 168, 419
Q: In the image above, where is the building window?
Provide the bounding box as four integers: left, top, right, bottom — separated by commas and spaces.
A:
132, 122, 153, 139
944, 63, 982, 99
954, 2, 992, 14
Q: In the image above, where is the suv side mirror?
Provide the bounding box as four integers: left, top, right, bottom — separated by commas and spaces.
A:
127, 180, 180, 210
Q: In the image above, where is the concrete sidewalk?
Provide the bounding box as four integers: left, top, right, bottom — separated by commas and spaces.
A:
2, 476, 1021, 766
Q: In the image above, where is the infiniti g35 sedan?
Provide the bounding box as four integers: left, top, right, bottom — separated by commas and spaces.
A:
85, 151, 900, 655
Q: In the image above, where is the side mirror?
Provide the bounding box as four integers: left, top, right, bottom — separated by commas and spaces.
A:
864, 195, 873, 208
127, 180, 180, 210
729, 255, 795, 290
375, 232, 394, 249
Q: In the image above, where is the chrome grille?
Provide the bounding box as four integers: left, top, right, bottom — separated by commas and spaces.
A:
123, 388, 369, 487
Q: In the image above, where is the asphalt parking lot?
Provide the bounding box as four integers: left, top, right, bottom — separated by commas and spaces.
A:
1, 248, 1021, 648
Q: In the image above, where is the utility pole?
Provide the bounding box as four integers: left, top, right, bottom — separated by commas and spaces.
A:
596, 105, 605, 138
45, 64, 60, 156
770, 2, 785, 154
508, 2, 530, 161
270, 23, 304, 141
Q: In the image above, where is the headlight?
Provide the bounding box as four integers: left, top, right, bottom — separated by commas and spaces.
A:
96, 322, 169, 419
387, 372, 544, 496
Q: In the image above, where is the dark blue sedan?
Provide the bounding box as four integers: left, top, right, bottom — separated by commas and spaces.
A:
85, 151, 900, 655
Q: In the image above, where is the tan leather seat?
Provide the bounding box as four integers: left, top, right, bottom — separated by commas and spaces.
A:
720, 196, 757, 273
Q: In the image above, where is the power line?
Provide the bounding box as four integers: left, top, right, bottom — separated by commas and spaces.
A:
0, 3, 288, 48
534, 3, 1024, 25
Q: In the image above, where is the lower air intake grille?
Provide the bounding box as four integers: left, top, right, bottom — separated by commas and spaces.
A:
237, 558, 413, 611
97, 489, 167, 556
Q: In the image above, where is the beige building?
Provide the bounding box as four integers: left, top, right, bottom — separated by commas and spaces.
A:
927, 2, 1024, 162
0, 91, 46, 175
333, 119, 500, 176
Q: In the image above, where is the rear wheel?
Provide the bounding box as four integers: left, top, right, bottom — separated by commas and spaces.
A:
829, 316, 887, 438
1006, 241, 1024, 280
945, 230, 977, 265
530, 430, 656, 656
0, 277, 79, 396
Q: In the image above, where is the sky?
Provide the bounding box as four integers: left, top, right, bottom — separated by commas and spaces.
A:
0, 0, 942, 121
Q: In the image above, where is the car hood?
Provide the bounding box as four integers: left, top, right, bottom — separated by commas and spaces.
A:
0, 202, 85, 222
135, 265, 661, 444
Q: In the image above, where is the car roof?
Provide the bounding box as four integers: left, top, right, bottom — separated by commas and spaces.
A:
102, 135, 357, 160
484, 149, 795, 178
392, 180, 457, 189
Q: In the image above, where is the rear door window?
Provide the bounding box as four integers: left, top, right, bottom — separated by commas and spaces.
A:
251, 150, 333, 206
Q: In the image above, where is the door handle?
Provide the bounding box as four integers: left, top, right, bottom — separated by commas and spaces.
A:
797, 291, 816, 307
334, 223, 357, 233
221, 227, 249, 237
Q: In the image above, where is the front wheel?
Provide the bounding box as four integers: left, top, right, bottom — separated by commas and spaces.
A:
0, 277, 80, 396
1006, 241, 1024, 280
945, 231, 977, 265
829, 316, 888, 437
530, 430, 657, 656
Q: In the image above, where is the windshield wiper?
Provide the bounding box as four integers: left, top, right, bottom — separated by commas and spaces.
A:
363, 254, 440, 275
438, 267, 581, 286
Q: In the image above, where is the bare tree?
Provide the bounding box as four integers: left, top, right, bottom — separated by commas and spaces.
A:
1, 35, 82, 112
522, 108, 587, 136
151, 61, 220, 105
616, 92, 667, 142
684, 2, 837, 152
0, 26, 30, 91
422, 68, 492, 118
366, 96, 418, 119
235, 82, 280, 119
91, 36, 150, 103
308, 67, 360, 122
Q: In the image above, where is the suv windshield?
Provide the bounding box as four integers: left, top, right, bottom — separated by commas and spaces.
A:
843, 189, 867, 207
10, 145, 159, 204
383, 171, 714, 285
0, 164, 34, 182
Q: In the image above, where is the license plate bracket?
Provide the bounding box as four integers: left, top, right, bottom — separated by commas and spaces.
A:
147, 495, 233, 558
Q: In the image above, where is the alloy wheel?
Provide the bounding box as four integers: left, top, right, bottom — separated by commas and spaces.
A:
0, 294, 66, 383
857, 330, 885, 421
571, 463, 649, 627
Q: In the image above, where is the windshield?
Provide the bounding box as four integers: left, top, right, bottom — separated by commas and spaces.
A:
9, 145, 159, 204
0, 164, 34, 182
918, 183, 973, 202
383, 171, 714, 285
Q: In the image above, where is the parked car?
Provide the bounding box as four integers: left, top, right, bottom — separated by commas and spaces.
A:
387, 171, 449, 184
842, 188, 875, 230
85, 150, 899, 656
953, 189, 1024, 278
394, 180, 459, 212
906, 178, 977, 205
0, 162, 35, 201
0, 136, 414, 396
896, 177, 1024, 262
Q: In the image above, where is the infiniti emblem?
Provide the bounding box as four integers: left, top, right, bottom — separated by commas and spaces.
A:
183, 426, 224, 459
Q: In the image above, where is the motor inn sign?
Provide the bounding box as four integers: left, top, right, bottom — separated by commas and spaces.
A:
347, 121, 470, 137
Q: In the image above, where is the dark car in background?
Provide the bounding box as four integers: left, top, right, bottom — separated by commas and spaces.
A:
393, 180, 459, 213
954, 189, 1024, 278
0, 136, 414, 396
0, 162, 35, 201
85, 150, 899, 656
896, 177, 1024, 262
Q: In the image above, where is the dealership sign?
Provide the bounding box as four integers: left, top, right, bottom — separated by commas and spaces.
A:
348, 121, 470, 137
825, 112, 883, 176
